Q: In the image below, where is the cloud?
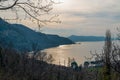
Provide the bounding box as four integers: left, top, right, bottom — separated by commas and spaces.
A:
4, 0, 119, 36
23, 0, 120, 37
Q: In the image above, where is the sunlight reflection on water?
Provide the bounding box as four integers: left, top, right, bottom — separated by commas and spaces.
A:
43, 42, 104, 66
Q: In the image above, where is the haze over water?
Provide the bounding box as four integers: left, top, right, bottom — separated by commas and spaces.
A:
43, 41, 104, 66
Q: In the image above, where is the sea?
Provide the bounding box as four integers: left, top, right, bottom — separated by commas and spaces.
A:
42, 41, 105, 66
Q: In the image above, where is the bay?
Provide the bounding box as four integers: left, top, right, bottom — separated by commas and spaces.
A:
42, 41, 105, 66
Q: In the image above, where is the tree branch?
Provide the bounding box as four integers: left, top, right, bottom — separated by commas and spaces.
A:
0, 0, 19, 10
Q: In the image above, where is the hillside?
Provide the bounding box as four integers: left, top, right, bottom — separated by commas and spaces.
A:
0, 18, 74, 52
68, 35, 106, 42
68, 35, 116, 42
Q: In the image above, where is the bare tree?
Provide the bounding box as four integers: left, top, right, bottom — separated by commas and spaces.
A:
85, 30, 112, 80
89, 30, 120, 78
102, 29, 120, 74
103, 30, 112, 80
0, 0, 61, 28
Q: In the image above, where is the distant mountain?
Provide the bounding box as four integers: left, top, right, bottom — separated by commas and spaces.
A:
0, 18, 74, 52
68, 35, 106, 42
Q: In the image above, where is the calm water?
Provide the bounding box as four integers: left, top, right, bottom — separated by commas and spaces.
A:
42, 41, 105, 66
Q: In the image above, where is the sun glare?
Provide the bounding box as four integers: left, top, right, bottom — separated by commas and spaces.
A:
60, 0, 65, 2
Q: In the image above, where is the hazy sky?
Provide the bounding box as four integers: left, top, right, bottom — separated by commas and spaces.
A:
1, 0, 120, 37
41, 0, 120, 37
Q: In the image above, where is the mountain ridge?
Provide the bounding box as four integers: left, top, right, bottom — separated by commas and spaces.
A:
0, 18, 74, 52
68, 35, 113, 42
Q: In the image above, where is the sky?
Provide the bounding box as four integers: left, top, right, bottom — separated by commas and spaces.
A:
41, 0, 120, 37
1, 0, 120, 37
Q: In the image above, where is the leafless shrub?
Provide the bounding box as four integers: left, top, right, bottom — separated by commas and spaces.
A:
0, 46, 85, 80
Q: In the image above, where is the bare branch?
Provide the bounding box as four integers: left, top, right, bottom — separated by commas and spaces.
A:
0, 0, 19, 10
0, 0, 60, 29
